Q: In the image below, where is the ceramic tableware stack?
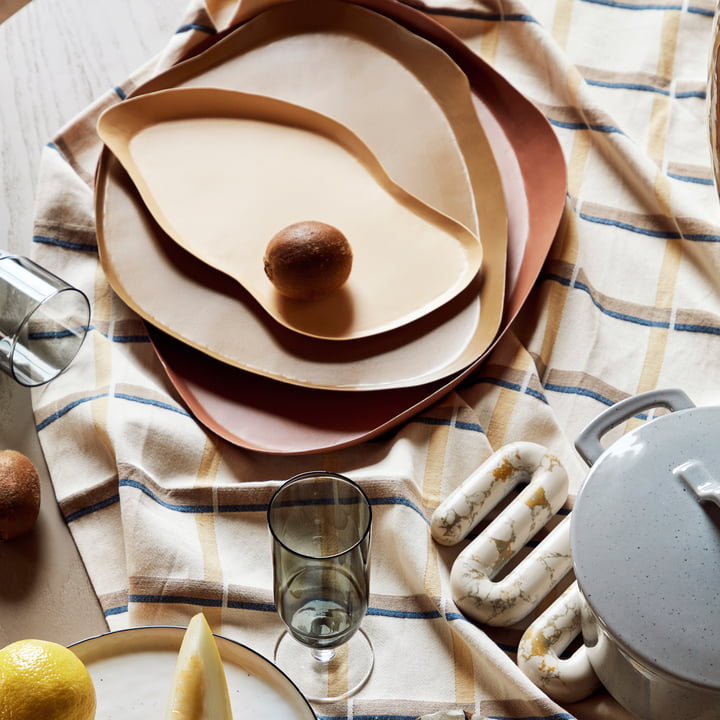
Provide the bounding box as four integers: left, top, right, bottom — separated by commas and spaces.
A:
93, 0, 567, 455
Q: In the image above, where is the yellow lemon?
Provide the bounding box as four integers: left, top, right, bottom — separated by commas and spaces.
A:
0, 639, 96, 720
165, 613, 233, 720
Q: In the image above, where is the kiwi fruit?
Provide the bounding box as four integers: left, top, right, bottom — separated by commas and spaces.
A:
0, 450, 41, 541
263, 221, 353, 300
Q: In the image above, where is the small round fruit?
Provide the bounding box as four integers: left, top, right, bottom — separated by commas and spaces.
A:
263, 221, 353, 300
0, 639, 96, 720
0, 450, 41, 541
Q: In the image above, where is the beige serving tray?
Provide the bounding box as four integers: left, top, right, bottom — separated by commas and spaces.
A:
95, 0, 507, 390
97, 88, 483, 340
141, 0, 567, 454
71, 626, 316, 719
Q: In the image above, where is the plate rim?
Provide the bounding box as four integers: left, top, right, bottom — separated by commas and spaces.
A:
69, 624, 318, 720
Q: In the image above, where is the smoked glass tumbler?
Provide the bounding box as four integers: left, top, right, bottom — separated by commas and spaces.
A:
0, 254, 90, 386
268, 471, 373, 702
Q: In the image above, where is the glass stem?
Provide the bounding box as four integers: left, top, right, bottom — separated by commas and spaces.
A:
312, 647, 336, 663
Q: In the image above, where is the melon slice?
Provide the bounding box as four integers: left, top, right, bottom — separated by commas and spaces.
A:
164, 613, 233, 720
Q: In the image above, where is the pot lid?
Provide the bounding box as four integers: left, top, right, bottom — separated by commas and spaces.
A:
571, 401, 720, 689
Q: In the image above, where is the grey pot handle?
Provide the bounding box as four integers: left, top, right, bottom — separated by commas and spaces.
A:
575, 388, 695, 466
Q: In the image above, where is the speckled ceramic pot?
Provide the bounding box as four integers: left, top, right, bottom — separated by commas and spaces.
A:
572, 389, 720, 720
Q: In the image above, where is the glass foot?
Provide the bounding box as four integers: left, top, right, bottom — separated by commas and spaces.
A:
273, 629, 374, 703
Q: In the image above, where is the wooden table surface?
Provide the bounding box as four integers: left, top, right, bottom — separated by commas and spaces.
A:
0, 0, 185, 648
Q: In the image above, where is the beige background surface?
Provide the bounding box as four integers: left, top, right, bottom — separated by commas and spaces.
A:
0, 0, 184, 647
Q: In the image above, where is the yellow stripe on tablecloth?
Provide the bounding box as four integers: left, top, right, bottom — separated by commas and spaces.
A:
657, 9, 681, 89
422, 400, 454, 599
89, 263, 114, 455
423, 401, 453, 505
534, 67, 588, 374
484, 385, 517, 449
424, 533, 443, 607
551, 0, 575, 48
194, 439, 224, 627
633, 8, 684, 412
478, 17, 501, 65
451, 629, 476, 705
483, 337, 538, 448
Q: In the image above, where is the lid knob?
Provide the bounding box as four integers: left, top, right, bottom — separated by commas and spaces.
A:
673, 459, 720, 509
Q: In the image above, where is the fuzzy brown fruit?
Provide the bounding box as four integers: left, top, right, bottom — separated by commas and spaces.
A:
263, 221, 353, 300
0, 450, 41, 541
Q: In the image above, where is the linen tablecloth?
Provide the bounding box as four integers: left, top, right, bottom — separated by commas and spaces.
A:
29, 0, 720, 718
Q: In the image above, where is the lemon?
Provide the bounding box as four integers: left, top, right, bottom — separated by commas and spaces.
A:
0, 639, 96, 720
165, 613, 233, 720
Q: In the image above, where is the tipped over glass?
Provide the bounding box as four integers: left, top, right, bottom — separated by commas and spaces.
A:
268, 471, 373, 703
0, 253, 89, 386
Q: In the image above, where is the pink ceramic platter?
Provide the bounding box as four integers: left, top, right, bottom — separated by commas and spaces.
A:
141, 0, 567, 454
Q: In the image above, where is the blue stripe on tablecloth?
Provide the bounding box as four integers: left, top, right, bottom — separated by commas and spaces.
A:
578, 210, 720, 241
585, 77, 706, 99
33, 234, 98, 253
65, 493, 120, 523
667, 171, 714, 185
315, 714, 575, 720
113, 393, 188, 414
36, 392, 109, 430
84, 480, 431, 518
316, 717, 420, 720
29, 327, 90, 340
127, 594, 276, 612
580, 0, 714, 15
66, 473, 568, 543
175, 22, 216, 34
415, 416, 485, 434
543, 272, 720, 334
420, 7, 540, 23
110, 334, 151, 343
124, 595, 442, 620
104, 604, 128, 617
367, 607, 441, 619
117, 477, 267, 514
36, 391, 189, 431
45, 141, 66, 159
548, 117, 625, 134
424, 1, 712, 21
369, 496, 428, 521
64, 479, 432, 523
469, 378, 550, 404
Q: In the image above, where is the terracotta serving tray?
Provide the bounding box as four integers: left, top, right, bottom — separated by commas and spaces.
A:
95, 0, 508, 390
709, 9, 720, 196
139, 0, 567, 455
97, 88, 483, 341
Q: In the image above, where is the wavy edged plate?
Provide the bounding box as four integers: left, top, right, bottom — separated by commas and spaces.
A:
95, 0, 507, 390
708, 7, 720, 196
141, 1, 567, 455
70, 626, 316, 719
97, 88, 483, 341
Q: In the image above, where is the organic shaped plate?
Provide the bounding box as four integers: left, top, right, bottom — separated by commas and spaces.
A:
142, 0, 567, 454
709, 7, 720, 196
97, 88, 483, 341
70, 626, 316, 719
95, 0, 507, 389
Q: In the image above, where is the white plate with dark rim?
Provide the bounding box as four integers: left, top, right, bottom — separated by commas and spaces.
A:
70, 626, 316, 720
